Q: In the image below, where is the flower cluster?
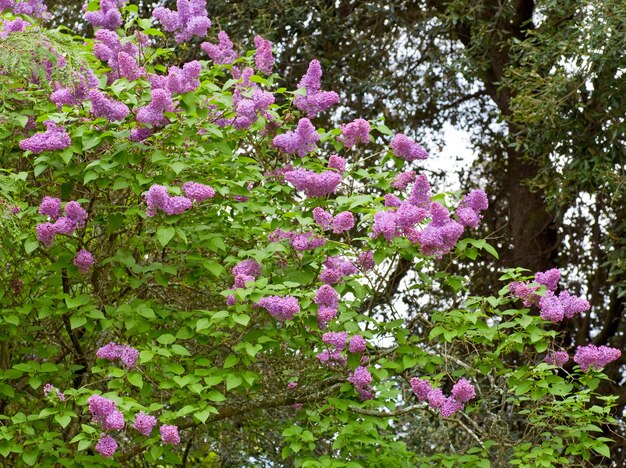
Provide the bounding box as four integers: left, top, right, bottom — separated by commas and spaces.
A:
357, 250, 375, 271
392, 171, 416, 190
314, 284, 339, 329
339, 118, 370, 148
293, 59, 340, 118
133, 412, 157, 436
153, 0, 210, 43
269, 228, 326, 252
160, 424, 181, 445
456, 189, 489, 229
283, 168, 342, 198
43, 383, 65, 401
312, 208, 355, 234
201, 30, 238, 64
89, 89, 130, 122
93, 29, 145, 83
0, 17, 29, 38
322, 331, 347, 350
545, 350, 569, 367
509, 268, 590, 323
137, 88, 176, 127
257, 295, 300, 322
95, 435, 118, 457
182, 181, 216, 202
36, 199, 87, 246
1, 0, 47, 18
84, 0, 123, 30
253, 35, 274, 75
226, 259, 261, 305
348, 366, 374, 400
73, 249, 95, 274
319, 255, 358, 284
19, 120, 70, 154
150, 61, 202, 94
50, 69, 100, 109
144, 185, 192, 217
573, 345, 621, 372
96, 342, 140, 368
88, 394, 125, 431
273, 118, 320, 157
390, 134, 428, 161
410, 378, 475, 418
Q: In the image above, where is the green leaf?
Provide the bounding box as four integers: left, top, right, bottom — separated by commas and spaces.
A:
22, 449, 40, 466
226, 374, 243, 391
65, 295, 90, 309
233, 314, 250, 326
157, 226, 176, 247
171, 344, 191, 356
223, 355, 239, 368
77, 439, 92, 451
593, 443, 610, 458
157, 334, 176, 345
70, 314, 87, 330
55, 414, 71, 428
128, 372, 143, 389
24, 239, 38, 254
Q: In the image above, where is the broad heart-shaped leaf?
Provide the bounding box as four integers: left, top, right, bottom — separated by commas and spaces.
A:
226, 374, 243, 391
157, 226, 176, 247
54, 414, 71, 428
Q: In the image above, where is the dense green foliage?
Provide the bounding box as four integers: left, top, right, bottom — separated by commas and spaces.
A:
0, 1, 624, 466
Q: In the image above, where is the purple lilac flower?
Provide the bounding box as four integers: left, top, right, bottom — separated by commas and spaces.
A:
313, 207, 333, 231
322, 331, 348, 351
314, 285, 340, 308
39, 196, 61, 219
133, 412, 157, 436
182, 182, 216, 202
440, 397, 464, 418
348, 335, 366, 353
419, 203, 464, 257
120, 345, 139, 367
384, 194, 402, 207
545, 351, 569, 367
73, 249, 94, 274
372, 210, 399, 241
316, 349, 346, 365
287, 381, 298, 390
160, 424, 180, 445
290, 232, 326, 251
232, 259, 261, 278
50, 68, 99, 107
456, 189, 489, 229
165, 61, 202, 94
357, 250, 375, 271
43, 383, 65, 401
137, 88, 176, 127
36, 222, 56, 246
53, 217, 77, 236
257, 296, 300, 322
426, 388, 446, 409
409, 378, 432, 401
509, 281, 540, 307
163, 196, 192, 215
93, 29, 141, 83
558, 290, 590, 319
539, 292, 565, 322
153, 0, 211, 43
88, 394, 124, 430
535, 268, 560, 291
273, 118, 320, 157
65, 201, 88, 227
97, 342, 122, 361
392, 171, 416, 190
293, 60, 339, 117
89, 90, 130, 122
201, 30, 238, 64
0, 17, 29, 38
390, 134, 428, 161
317, 306, 338, 329
332, 211, 355, 234
19, 121, 70, 154
253, 35, 274, 74
9, 0, 47, 18
84, 0, 123, 30
130, 127, 153, 142
118, 52, 145, 80
95, 435, 118, 457
339, 118, 370, 148
328, 155, 346, 173
451, 379, 476, 403
348, 366, 372, 389
283, 168, 342, 197
574, 344, 621, 372
408, 174, 432, 208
